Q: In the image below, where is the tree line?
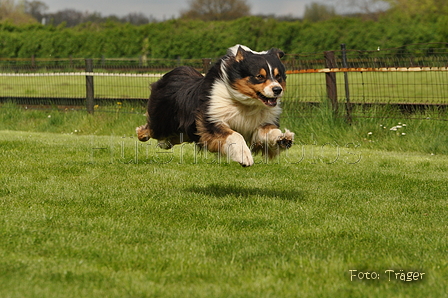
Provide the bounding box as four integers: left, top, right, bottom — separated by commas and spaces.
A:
0, 14, 447, 59
3, 0, 446, 27
0, 0, 447, 59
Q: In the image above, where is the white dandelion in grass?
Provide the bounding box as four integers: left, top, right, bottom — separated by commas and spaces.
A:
370, 122, 408, 137
390, 122, 407, 131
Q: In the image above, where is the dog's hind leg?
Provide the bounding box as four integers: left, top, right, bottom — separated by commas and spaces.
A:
136, 123, 152, 142
156, 134, 188, 149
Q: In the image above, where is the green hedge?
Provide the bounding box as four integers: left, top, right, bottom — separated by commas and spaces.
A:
1, 14, 447, 59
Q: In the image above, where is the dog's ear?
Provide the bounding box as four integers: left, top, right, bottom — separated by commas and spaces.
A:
235, 46, 247, 62
268, 48, 285, 59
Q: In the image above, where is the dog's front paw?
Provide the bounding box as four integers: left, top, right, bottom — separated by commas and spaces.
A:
226, 132, 254, 167
238, 148, 254, 167
277, 129, 295, 149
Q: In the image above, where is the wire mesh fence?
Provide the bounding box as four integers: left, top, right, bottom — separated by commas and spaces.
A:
282, 43, 448, 120
283, 68, 448, 104
1, 43, 447, 119
283, 43, 448, 105
0, 56, 207, 73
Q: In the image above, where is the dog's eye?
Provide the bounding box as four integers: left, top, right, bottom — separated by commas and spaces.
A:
256, 74, 265, 80
275, 74, 283, 81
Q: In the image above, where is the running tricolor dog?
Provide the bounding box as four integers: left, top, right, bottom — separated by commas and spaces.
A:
136, 45, 294, 167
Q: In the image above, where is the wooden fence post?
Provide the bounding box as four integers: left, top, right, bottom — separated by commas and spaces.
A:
85, 59, 94, 114
202, 58, 212, 74
324, 51, 338, 114
341, 44, 353, 124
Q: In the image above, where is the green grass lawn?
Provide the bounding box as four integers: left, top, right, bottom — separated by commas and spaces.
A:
0, 104, 447, 297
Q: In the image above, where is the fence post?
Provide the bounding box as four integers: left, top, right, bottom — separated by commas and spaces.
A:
85, 59, 94, 114
341, 44, 352, 124
324, 51, 338, 114
202, 58, 212, 74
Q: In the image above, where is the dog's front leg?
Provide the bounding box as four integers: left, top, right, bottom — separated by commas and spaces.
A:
224, 132, 254, 167
253, 124, 295, 158
198, 126, 254, 167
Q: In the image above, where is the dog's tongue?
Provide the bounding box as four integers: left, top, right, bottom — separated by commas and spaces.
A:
258, 92, 278, 107
266, 98, 277, 107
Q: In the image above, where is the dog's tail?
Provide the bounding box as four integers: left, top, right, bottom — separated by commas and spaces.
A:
136, 123, 151, 142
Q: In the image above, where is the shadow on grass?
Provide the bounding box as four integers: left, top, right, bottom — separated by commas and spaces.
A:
187, 183, 304, 201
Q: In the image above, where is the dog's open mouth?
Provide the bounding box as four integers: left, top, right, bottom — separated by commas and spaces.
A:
257, 92, 278, 107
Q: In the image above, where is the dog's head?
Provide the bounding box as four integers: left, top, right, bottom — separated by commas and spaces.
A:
224, 45, 286, 107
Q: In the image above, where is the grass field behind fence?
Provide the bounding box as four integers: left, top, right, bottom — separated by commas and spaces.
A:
0, 104, 447, 297
0, 75, 159, 99
1, 71, 448, 104
289, 71, 448, 104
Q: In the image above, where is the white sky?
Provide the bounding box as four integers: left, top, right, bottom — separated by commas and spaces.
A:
42, 0, 317, 20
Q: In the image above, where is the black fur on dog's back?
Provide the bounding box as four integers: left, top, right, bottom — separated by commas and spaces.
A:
147, 66, 206, 142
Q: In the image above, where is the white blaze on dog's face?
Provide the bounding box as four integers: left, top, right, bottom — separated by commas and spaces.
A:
227, 46, 286, 107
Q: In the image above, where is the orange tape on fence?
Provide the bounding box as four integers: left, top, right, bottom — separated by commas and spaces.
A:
286, 67, 448, 74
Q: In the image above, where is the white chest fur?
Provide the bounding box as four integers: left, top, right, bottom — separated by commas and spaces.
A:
208, 81, 282, 141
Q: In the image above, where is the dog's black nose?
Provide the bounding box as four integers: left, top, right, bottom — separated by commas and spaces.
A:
272, 86, 283, 96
